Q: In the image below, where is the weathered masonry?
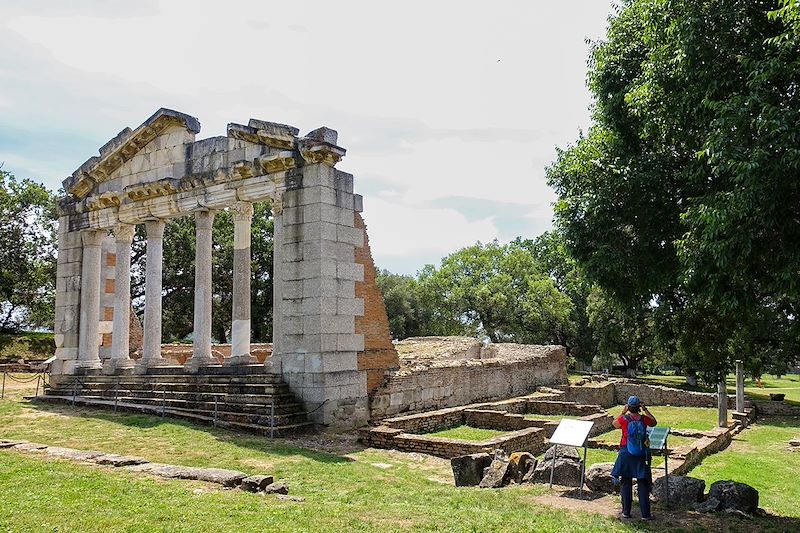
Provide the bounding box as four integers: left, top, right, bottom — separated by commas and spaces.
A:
52, 108, 399, 429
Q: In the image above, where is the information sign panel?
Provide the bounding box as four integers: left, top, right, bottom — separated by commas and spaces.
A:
648, 426, 670, 451
549, 419, 594, 447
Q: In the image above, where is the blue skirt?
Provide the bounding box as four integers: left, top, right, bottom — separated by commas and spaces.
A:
611, 449, 652, 481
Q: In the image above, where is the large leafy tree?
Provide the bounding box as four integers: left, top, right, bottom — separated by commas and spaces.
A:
0, 169, 57, 332
375, 270, 432, 340
547, 0, 799, 379
416, 241, 575, 345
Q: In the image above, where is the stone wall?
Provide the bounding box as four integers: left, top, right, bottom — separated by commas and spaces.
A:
753, 400, 800, 416
369, 344, 567, 419
557, 380, 735, 409
353, 213, 399, 393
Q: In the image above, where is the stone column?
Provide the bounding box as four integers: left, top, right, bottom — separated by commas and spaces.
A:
265, 203, 283, 374
735, 360, 745, 412
104, 224, 136, 374
717, 379, 728, 427
136, 220, 169, 371
76, 229, 105, 370
186, 210, 216, 371
226, 202, 256, 365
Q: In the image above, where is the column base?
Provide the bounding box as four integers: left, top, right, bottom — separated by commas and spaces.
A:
223, 354, 257, 366
59, 360, 80, 375
264, 355, 282, 374
75, 360, 103, 371
184, 356, 217, 373
102, 358, 136, 375
134, 357, 171, 374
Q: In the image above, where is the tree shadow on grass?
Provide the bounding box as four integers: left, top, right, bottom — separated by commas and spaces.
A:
23, 400, 363, 464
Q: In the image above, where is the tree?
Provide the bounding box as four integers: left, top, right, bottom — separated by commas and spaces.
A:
547, 0, 800, 380
587, 288, 659, 376
416, 241, 575, 344
131, 203, 274, 343
376, 270, 428, 340
0, 169, 57, 332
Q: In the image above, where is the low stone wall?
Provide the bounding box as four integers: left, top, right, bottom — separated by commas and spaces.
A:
754, 400, 800, 416
526, 399, 605, 416
381, 407, 466, 434
464, 409, 540, 431
359, 426, 547, 459
369, 345, 567, 419
558, 382, 615, 407
558, 379, 735, 409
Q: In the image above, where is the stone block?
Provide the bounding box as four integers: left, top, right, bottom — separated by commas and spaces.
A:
282, 241, 303, 262
301, 259, 338, 280
338, 334, 364, 352
337, 225, 364, 247
337, 262, 364, 282
479, 453, 512, 488
334, 171, 353, 193
302, 164, 335, 188
55, 347, 78, 360
353, 194, 364, 213
707, 480, 759, 514
584, 463, 617, 493
241, 475, 274, 492
650, 475, 705, 504
281, 280, 303, 299
282, 206, 303, 226
336, 297, 364, 316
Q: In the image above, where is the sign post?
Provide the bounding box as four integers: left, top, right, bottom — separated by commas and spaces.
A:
548, 418, 595, 497
647, 426, 671, 502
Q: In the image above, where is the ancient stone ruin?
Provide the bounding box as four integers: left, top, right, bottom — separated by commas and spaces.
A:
47, 109, 568, 431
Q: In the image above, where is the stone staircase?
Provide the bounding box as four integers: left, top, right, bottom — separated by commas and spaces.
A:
35, 366, 313, 436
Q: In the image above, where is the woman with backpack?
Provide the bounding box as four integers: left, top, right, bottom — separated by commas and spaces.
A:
611, 395, 657, 520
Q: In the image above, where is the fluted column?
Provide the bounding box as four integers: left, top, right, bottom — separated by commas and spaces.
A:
104, 224, 136, 373
226, 202, 256, 365
77, 229, 105, 370
186, 210, 216, 371
136, 220, 169, 371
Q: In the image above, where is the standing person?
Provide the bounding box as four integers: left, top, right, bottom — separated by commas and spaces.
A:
611, 395, 657, 520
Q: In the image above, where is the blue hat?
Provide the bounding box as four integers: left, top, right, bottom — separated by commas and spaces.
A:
627, 395, 641, 407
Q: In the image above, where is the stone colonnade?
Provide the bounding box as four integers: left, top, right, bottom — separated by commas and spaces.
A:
74, 207, 259, 374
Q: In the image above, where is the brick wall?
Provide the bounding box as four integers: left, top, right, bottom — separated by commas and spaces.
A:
353, 213, 399, 393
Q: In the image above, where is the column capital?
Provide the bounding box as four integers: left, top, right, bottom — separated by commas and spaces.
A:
81, 229, 106, 247
195, 210, 216, 230
144, 219, 166, 240
113, 224, 136, 243
231, 201, 254, 222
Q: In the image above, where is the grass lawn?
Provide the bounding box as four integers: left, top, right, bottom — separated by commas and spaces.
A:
426, 425, 508, 441
1, 376, 798, 531
691, 417, 800, 519
607, 405, 725, 432
732, 374, 800, 405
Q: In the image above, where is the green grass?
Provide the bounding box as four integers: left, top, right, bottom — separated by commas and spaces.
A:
733, 374, 800, 405
608, 405, 724, 432
692, 417, 800, 518
426, 425, 508, 441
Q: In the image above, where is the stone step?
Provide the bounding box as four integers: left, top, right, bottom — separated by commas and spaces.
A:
52, 373, 284, 385
50, 381, 292, 395
33, 396, 313, 436
45, 392, 305, 418
68, 389, 298, 407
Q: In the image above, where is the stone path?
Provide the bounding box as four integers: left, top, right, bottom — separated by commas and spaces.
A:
0, 439, 295, 497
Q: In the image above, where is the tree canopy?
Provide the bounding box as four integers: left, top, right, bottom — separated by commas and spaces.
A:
0, 169, 57, 332
546, 0, 800, 379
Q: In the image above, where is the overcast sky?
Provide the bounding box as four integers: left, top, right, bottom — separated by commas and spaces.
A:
0, 0, 614, 275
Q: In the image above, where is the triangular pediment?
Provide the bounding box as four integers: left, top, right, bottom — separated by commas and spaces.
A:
63, 108, 200, 199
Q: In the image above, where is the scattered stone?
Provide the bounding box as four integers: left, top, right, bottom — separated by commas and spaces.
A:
125, 463, 247, 487
14, 442, 48, 452
693, 496, 722, 513
264, 481, 289, 495
93, 454, 148, 467
508, 452, 537, 484
277, 495, 304, 502
708, 480, 759, 515
0, 439, 26, 448
451, 453, 493, 487
370, 463, 393, 469
769, 393, 785, 401
543, 445, 580, 462
478, 452, 512, 488
724, 508, 752, 519
789, 438, 800, 447
45, 447, 104, 462
240, 475, 274, 493
651, 475, 705, 505
532, 457, 582, 486
584, 462, 617, 493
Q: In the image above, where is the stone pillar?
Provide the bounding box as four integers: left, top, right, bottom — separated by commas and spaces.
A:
76, 229, 105, 370
276, 139, 368, 428
226, 202, 256, 366
54, 221, 84, 375
266, 205, 283, 373
136, 220, 169, 371
186, 210, 216, 371
735, 360, 745, 412
718, 379, 728, 427
104, 224, 136, 374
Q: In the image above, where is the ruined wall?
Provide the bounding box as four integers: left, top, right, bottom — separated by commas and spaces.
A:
353, 212, 399, 393
369, 345, 567, 419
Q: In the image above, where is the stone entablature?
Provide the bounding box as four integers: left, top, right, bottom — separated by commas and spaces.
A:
52, 108, 383, 429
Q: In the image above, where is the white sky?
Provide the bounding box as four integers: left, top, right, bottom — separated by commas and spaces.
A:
0, 0, 614, 274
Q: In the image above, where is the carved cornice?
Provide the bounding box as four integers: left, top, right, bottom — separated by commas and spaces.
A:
124, 178, 181, 202
256, 152, 298, 174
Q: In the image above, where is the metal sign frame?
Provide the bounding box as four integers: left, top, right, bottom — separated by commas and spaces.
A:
547, 419, 595, 497
647, 426, 671, 502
